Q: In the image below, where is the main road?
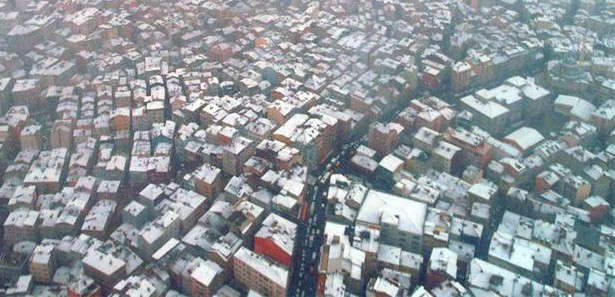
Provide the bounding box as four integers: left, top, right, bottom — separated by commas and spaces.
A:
287, 140, 360, 296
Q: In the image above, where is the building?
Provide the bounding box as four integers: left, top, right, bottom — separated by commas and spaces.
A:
272, 113, 338, 170
82, 249, 127, 291
452, 61, 472, 91
138, 211, 181, 257
19, 125, 43, 150
233, 247, 289, 297
112, 275, 162, 297
554, 95, 595, 123
29, 243, 56, 283
552, 260, 584, 294
319, 229, 367, 295
23, 148, 69, 193
460, 94, 509, 136
426, 248, 458, 289
468, 258, 565, 296
82, 199, 117, 240
431, 141, 463, 174
378, 154, 405, 181
368, 122, 404, 157
254, 213, 297, 267
193, 163, 223, 198
503, 127, 544, 154
50, 119, 74, 149
356, 190, 427, 253
190, 260, 225, 297
559, 175, 592, 203
4, 208, 40, 245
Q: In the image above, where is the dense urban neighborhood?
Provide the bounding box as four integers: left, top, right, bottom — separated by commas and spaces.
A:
0, 0, 613, 296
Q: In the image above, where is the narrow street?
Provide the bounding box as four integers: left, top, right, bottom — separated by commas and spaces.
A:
288, 139, 362, 296
289, 172, 328, 296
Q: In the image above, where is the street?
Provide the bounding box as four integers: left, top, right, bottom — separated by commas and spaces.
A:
288, 171, 328, 296
288, 138, 362, 296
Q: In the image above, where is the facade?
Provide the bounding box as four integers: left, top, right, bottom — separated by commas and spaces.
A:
233, 247, 289, 297
254, 214, 297, 267
368, 122, 404, 157
356, 190, 427, 253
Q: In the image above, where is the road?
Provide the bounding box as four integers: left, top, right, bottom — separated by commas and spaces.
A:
288, 140, 361, 296
288, 172, 328, 296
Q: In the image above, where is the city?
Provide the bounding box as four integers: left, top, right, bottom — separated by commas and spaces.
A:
0, 0, 613, 296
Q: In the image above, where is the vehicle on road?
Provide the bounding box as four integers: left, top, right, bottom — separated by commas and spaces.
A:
320, 171, 331, 183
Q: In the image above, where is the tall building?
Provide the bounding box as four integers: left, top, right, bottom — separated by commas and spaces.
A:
460, 94, 509, 136
233, 247, 289, 297
452, 61, 472, 91
356, 190, 427, 253
368, 122, 404, 157
29, 243, 56, 283
254, 213, 297, 267
189, 260, 225, 297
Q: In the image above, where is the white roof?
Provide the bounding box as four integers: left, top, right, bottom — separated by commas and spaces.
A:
490, 85, 522, 106
522, 83, 550, 100
379, 154, 404, 172
255, 213, 297, 256
429, 248, 458, 279
432, 141, 461, 159
151, 238, 180, 261
469, 258, 564, 296
505, 127, 544, 150
82, 249, 126, 276
191, 260, 223, 286
356, 190, 427, 235
554, 95, 596, 121
234, 247, 289, 288
460, 95, 509, 119
194, 163, 221, 184
377, 244, 401, 266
